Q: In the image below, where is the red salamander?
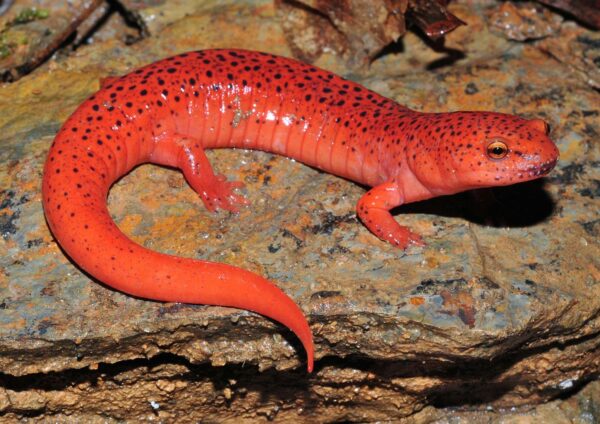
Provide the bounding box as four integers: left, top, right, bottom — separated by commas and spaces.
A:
42, 49, 559, 372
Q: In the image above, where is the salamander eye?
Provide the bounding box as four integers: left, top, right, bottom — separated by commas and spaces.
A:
486, 140, 509, 159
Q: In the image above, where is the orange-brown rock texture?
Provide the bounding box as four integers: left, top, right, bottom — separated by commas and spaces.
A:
0, 0, 598, 422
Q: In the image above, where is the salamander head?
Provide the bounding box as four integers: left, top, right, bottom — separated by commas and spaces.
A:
408, 112, 559, 194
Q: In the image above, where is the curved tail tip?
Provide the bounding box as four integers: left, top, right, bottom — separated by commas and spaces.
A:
295, 324, 314, 372
298, 334, 314, 372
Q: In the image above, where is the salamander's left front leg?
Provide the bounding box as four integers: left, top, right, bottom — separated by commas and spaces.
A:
356, 182, 425, 250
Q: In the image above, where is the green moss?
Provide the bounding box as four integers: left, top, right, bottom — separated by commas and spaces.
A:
0, 8, 49, 59
0, 34, 11, 58
10, 8, 50, 26
0, 44, 10, 59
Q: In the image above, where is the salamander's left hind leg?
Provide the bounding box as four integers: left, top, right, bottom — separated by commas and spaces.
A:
177, 141, 248, 213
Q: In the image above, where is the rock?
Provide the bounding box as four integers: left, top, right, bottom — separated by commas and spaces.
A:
489, 2, 562, 41
276, 0, 465, 68
0, 0, 598, 421
538, 25, 600, 90
535, 0, 600, 30
0, 1, 107, 82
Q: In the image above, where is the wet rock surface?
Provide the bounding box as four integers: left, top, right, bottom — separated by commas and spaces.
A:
489, 2, 562, 41
0, 0, 598, 421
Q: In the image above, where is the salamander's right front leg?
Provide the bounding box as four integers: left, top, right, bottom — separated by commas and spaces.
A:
356, 182, 425, 250
177, 142, 248, 213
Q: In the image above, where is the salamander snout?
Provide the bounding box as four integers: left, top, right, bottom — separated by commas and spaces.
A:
497, 118, 559, 182
518, 155, 558, 178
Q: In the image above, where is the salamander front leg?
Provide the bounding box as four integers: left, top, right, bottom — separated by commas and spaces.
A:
177, 142, 249, 213
356, 182, 425, 250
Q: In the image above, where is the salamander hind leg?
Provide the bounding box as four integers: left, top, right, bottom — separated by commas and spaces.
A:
356, 182, 425, 250
177, 141, 249, 213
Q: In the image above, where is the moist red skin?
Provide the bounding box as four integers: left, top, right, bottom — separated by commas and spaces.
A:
42, 49, 559, 373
